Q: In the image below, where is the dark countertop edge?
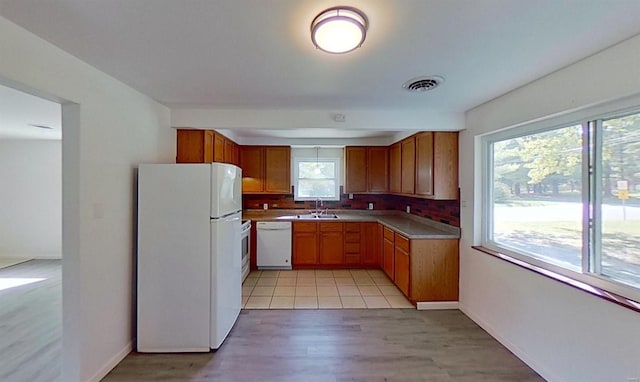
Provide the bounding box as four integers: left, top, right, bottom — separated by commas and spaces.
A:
243, 209, 460, 240
473, 246, 640, 314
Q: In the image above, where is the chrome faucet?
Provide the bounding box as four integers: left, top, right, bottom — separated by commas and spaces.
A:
312, 198, 326, 216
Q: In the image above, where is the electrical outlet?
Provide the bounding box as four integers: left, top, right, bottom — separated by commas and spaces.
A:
348, 193, 354, 199
368, 202, 374, 210
406, 205, 411, 213
263, 203, 268, 210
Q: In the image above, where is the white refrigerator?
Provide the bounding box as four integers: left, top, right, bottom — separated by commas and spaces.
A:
137, 163, 242, 352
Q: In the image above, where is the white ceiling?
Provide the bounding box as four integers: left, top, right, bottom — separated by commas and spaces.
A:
1, 0, 640, 142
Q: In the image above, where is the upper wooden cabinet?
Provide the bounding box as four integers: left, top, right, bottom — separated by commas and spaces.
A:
176, 129, 239, 166
386, 131, 459, 200
368, 147, 389, 192
240, 146, 264, 193
240, 146, 291, 194
415, 132, 434, 196
344, 146, 389, 194
345, 147, 367, 193
401, 137, 416, 194
264, 147, 291, 193
223, 138, 234, 164
176, 129, 214, 163
389, 143, 402, 193
213, 133, 225, 163
415, 132, 459, 200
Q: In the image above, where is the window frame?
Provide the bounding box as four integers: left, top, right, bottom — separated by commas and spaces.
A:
293, 156, 341, 201
481, 108, 640, 303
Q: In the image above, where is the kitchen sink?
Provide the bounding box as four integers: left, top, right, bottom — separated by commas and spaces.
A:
295, 214, 339, 219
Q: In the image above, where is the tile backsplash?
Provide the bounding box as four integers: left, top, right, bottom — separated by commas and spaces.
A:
243, 188, 460, 227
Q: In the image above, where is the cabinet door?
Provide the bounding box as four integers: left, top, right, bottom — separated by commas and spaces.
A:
367, 147, 389, 192
232, 143, 240, 166
213, 132, 225, 163
319, 223, 343, 264
176, 129, 213, 163
383, 238, 394, 280
415, 132, 434, 196
394, 234, 410, 296
223, 138, 234, 164
265, 147, 291, 193
401, 137, 415, 194
389, 143, 401, 193
293, 232, 318, 265
345, 147, 367, 193
433, 132, 459, 200
362, 222, 379, 265
319, 231, 344, 265
240, 146, 264, 193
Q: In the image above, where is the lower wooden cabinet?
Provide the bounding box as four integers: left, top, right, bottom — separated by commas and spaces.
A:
382, 225, 459, 303
362, 222, 380, 266
292, 222, 318, 265
382, 227, 395, 280
409, 239, 459, 302
319, 223, 344, 265
394, 233, 410, 296
344, 223, 361, 265
290, 220, 460, 304
293, 222, 344, 266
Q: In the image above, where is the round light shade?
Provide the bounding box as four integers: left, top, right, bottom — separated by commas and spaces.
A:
311, 7, 368, 54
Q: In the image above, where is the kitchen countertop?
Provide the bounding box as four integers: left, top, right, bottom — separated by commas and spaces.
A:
242, 209, 460, 239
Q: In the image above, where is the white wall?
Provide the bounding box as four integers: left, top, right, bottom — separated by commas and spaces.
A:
0, 139, 61, 258
0, 15, 175, 382
460, 34, 640, 381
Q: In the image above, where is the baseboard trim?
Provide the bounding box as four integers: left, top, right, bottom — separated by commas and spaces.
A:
87, 340, 132, 382
458, 302, 558, 382
416, 301, 459, 310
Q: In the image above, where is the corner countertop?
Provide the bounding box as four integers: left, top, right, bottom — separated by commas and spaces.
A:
242, 209, 460, 239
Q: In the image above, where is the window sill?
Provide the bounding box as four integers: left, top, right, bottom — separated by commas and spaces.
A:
472, 246, 640, 314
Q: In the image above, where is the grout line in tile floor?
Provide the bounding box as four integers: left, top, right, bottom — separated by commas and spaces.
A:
242, 269, 415, 310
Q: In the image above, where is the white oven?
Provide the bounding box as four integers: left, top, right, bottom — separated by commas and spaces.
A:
241, 220, 251, 282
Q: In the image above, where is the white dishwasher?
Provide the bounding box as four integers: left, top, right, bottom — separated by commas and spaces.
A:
256, 221, 292, 270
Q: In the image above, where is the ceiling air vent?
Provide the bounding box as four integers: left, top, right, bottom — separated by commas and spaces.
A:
28, 124, 53, 129
402, 76, 444, 92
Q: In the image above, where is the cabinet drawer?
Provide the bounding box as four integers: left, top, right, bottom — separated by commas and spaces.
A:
345, 242, 361, 253
319, 222, 343, 232
383, 227, 395, 241
345, 223, 361, 232
395, 233, 409, 252
345, 232, 361, 243
294, 222, 317, 233
345, 253, 361, 264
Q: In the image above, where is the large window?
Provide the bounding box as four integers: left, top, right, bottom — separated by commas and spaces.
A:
294, 157, 340, 201
484, 110, 640, 298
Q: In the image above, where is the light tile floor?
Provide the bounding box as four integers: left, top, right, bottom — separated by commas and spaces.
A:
242, 269, 415, 309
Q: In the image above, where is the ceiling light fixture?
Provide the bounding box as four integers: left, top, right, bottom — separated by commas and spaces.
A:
311, 6, 368, 54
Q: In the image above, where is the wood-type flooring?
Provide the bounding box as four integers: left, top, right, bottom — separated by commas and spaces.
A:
105, 309, 543, 382
0, 260, 61, 382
